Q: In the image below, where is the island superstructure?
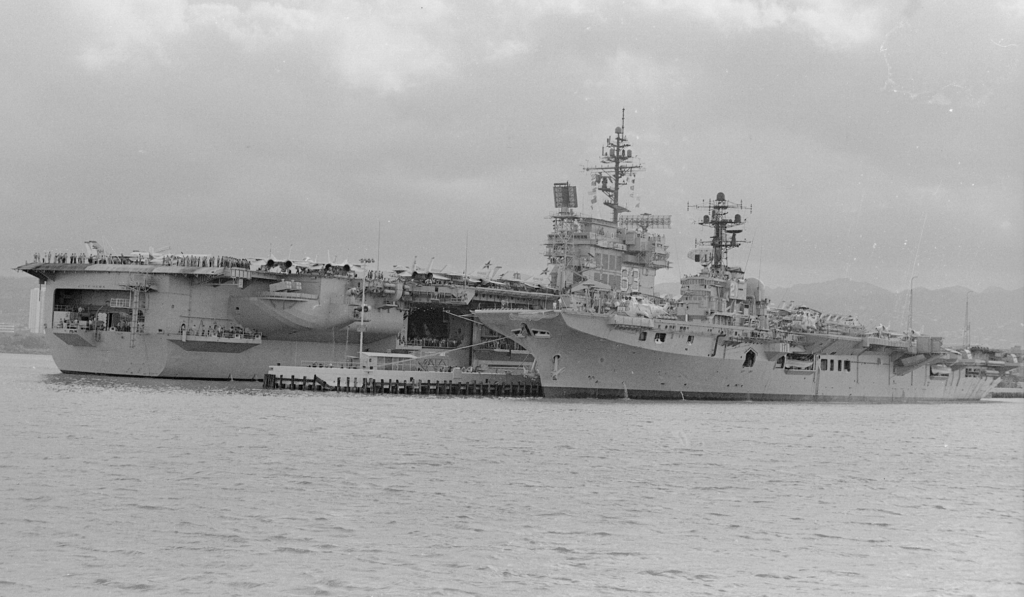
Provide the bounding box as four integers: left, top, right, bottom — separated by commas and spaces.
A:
474, 119, 1014, 401
546, 112, 671, 296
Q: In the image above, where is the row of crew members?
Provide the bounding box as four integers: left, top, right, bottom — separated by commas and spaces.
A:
162, 255, 250, 268
33, 251, 249, 269
35, 252, 93, 264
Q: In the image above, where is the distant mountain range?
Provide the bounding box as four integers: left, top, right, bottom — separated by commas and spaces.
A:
4, 275, 1022, 349
655, 278, 1024, 349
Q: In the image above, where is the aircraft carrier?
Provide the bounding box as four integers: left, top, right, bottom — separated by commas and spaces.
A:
18, 247, 556, 379
474, 114, 1015, 401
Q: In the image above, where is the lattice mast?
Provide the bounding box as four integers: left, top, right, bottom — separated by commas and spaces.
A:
688, 192, 751, 275
547, 182, 580, 291
584, 109, 642, 224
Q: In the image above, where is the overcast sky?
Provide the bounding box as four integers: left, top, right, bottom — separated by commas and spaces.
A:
2, 0, 1021, 291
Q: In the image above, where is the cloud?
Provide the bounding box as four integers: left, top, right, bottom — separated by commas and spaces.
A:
3, 0, 1019, 291
1000, 0, 1024, 19
75, 0, 190, 69
69, 0, 894, 93
584, 50, 688, 97
880, 0, 1023, 108
188, 2, 323, 49
483, 39, 531, 63
326, 3, 453, 92
72, 0, 454, 92
648, 0, 887, 48
788, 0, 884, 47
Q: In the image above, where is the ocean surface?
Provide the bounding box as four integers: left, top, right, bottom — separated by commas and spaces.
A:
1, 353, 1021, 596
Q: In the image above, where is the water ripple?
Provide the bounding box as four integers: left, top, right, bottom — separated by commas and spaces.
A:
0, 354, 1021, 596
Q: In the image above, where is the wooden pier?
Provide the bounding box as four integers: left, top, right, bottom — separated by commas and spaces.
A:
263, 364, 542, 397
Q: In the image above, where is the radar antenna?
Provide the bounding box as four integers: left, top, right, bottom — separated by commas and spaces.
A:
687, 192, 752, 274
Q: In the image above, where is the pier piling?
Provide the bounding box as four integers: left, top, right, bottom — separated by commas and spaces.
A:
265, 366, 540, 397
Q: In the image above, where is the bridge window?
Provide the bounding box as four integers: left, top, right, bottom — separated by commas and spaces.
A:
654, 333, 666, 343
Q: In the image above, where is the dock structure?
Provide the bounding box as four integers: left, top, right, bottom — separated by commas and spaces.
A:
263, 364, 542, 397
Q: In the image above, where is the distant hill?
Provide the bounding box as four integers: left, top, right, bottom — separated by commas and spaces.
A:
656, 278, 1024, 349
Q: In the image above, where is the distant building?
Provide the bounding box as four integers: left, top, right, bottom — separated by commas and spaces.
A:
29, 284, 44, 334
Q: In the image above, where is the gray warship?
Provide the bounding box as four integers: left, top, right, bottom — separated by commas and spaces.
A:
474, 116, 1014, 401
18, 245, 557, 379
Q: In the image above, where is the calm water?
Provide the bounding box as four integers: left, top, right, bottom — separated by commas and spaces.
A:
1, 353, 1021, 596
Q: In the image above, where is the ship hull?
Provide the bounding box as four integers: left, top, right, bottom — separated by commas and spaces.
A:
475, 310, 998, 402
47, 328, 397, 380
21, 254, 563, 380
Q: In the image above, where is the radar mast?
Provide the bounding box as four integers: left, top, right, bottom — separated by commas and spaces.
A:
687, 192, 752, 276
584, 109, 642, 225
